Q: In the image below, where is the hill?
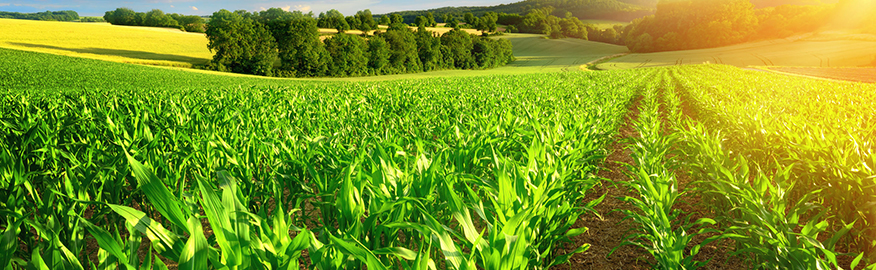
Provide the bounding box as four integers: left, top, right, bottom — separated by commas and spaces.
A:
597, 33, 876, 69
750, 0, 838, 8
378, 0, 654, 23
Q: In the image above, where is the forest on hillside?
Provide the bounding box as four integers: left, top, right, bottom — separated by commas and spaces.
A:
0, 10, 80, 21
381, 0, 654, 24
623, 0, 873, 52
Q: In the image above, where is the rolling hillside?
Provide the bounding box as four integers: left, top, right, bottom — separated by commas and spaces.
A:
379, 0, 654, 23
597, 33, 876, 69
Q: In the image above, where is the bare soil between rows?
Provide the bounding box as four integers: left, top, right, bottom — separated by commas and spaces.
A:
557, 95, 747, 270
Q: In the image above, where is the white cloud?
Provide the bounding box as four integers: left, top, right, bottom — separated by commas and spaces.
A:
276, 5, 310, 12
191, 6, 198, 11
0, 3, 9, 7
170, 5, 175, 8
295, 5, 311, 12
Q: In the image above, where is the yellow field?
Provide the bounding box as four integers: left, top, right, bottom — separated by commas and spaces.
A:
0, 18, 212, 68
581, 19, 628, 29
598, 33, 876, 69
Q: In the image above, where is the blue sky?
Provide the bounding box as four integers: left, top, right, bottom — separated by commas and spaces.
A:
0, 0, 508, 17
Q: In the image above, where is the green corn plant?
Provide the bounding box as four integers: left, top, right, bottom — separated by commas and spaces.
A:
2, 49, 668, 269
669, 65, 876, 256
677, 119, 873, 270
612, 85, 715, 270
88, 151, 317, 270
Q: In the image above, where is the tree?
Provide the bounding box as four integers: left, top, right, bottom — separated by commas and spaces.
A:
543, 15, 563, 38
324, 34, 369, 76
286, 17, 331, 77
355, 10, 377, 32
559, 16, 587, 39
144, 9, 179, 28
318, 9, 349, 33
172, 14, 206, 32
464, 12, 478, 28
205, 9, 277, 76
367, 36, 391, 74
477, 12, 498, 34
391, 14, 404, 24
472, 38, 496, 68
104, 8, 136, 25
415, 27, 444, 71
444, 14, 459, 29
415, 16, 428, 27
440, 29, 475, 69
379, 15, 390, 25
426, 12, 437, 27
381, 26, 421, 73
625, 0, 757, 52
345, 16, 361, 32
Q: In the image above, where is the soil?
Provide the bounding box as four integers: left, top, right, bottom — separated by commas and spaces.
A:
556, 97, 652, 270
556, 95, 749, 269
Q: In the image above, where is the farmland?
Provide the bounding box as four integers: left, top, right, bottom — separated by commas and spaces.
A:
767, 67, 876, 83
1, 47, 643, 269
2, 45, 875, 269
597, 34, 876, 69
0, 18, 212, 68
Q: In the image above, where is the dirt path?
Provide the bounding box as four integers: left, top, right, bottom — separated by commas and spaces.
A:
557, 97, 652, 270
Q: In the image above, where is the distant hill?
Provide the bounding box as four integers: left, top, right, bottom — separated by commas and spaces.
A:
377, 0, 655, 23
749, 0, 838, 8
614, 0, 840, 8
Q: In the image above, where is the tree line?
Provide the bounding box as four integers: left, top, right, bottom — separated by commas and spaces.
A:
103, 8, 205, 33
380, 0, 654, 24
623, 0, 862, 52
0, 10, 79, 21
490, 7, 625, 45
316, 9, 380, 33
205, 8, 515, 77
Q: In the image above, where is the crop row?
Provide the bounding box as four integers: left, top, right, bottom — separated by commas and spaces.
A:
664, 65, 875, 268
0, 63, 652, 269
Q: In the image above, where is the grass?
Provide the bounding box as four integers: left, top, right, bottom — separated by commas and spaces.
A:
598, 35, 876, 69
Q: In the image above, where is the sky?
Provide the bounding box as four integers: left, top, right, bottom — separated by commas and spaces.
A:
0, 0, 509, 17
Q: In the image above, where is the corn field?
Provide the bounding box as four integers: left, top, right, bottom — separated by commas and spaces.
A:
1, 48, 875, 269
0, 47, 652, 269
